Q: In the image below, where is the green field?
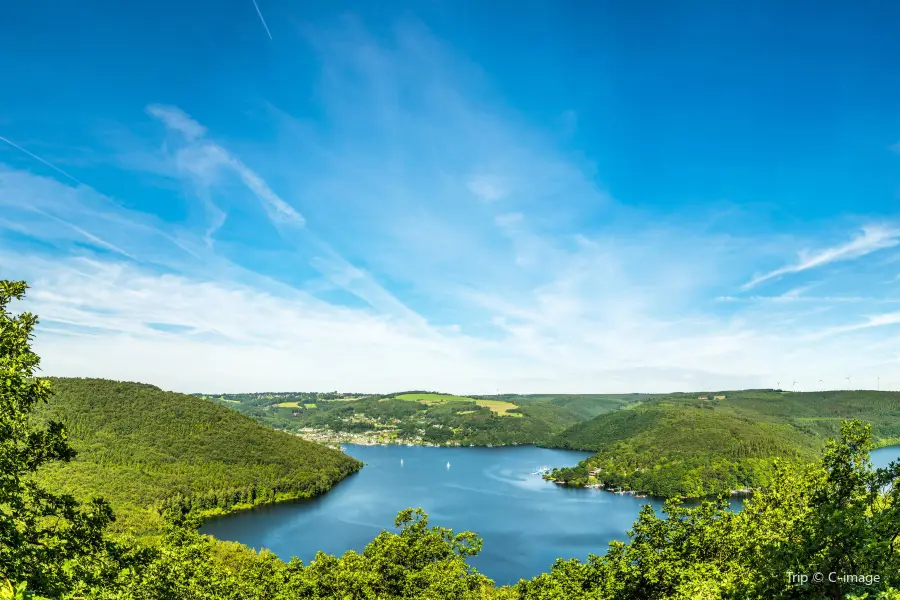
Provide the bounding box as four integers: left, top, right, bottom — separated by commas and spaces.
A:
394, 392, 475, 404
304, 403, 317, 408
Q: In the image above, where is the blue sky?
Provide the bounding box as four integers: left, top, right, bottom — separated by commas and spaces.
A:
2, 0, 900, 393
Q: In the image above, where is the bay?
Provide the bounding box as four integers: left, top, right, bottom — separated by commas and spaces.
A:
202, 443, 900, 585
202, 444, 661, 585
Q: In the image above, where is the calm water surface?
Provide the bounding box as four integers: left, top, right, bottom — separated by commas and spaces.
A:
203, 445, 659, 585
202, 443, 900, 585
871, 444, 900, 470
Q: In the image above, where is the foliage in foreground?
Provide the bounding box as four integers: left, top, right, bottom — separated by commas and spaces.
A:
0, 280, 119, 596
3, 279, 900, 599
520, 420, 900, 599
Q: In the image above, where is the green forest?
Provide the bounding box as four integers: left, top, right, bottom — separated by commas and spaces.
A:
547, 391, 900, 498
4, 279, 900, 599
31, 378, 362, 537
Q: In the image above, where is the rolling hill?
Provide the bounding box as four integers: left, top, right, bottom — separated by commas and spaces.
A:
206, 391, 637, 446
547, 390, 900, 497
33, 378, 362, 536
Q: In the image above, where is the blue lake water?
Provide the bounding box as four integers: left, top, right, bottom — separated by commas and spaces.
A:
201, 443, 900, 586
870, 444, 900, 470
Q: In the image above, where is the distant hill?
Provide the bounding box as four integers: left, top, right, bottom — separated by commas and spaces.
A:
547, 390, 900, 498
508, 393, 647, 421
34, 378, 362, 536
206, 391, 636, 446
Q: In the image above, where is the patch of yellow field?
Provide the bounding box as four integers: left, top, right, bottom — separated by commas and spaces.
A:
474, 399, 522, 416
303, 403, 317, 408
393, 393, 521, 416
274, 401, 301, 408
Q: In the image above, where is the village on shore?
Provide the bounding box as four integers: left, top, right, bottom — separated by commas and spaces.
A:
287, 426, 464, 449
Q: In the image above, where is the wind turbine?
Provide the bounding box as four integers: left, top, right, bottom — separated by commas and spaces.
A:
877, 377, 880, 391
776, 380, 781, 390
792, 380, 798, 392
846, 376, 851, 390
818, 379, 824, 391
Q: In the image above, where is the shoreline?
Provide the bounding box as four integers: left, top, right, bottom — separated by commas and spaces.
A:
541, 476, 755, 501
198, 464, 364, 526
285, 426, 540, 450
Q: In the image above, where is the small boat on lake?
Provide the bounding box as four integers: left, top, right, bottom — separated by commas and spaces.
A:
446, 461, 451, 469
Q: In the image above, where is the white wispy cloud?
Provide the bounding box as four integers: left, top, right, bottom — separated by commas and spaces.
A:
142, 104, 435, 328
5, 183, 900, 393
5, 18, 900, 394
467, 174, 509, 202
146, 105, 207, 141
147, 105, 305, 227
742, 226, 900, 290
11, 245, 898, 394
0, 163, 202, 270
811, 310, 900, 339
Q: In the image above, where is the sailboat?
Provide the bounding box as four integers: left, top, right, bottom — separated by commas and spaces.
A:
400, 458, 404, 466
446, 461, 451, 469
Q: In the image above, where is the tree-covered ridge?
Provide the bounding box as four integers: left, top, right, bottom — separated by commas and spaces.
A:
207, 390, 633, 447
32, 377, 362, 536
548, 390, 900, 497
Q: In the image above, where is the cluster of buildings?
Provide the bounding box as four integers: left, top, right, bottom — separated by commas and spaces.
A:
290, 426, 465, 448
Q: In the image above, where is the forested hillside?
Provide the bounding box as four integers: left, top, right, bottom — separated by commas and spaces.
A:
547, 390, 900, 497
207, 391, 634, 446
33, 378, 362, 535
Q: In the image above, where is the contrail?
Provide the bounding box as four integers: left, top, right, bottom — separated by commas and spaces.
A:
30, 206, 137, 261
0, 133, 190, 263
251, 0, 273, 40
0, 135, 85, 186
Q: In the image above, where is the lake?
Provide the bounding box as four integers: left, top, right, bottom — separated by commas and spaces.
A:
201, 443, 900, 586
870, 444, 900, 470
